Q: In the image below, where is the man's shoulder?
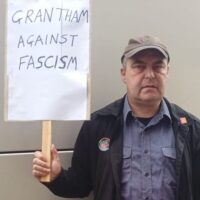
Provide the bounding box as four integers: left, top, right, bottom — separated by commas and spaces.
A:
91, 97, 125, 120
79, 97, 124, 135
165, 99, 200, 124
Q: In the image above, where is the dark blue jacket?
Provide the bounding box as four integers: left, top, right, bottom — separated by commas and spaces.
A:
46, 97, 200, 200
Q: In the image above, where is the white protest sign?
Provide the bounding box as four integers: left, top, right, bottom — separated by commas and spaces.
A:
6, 0, 90, 121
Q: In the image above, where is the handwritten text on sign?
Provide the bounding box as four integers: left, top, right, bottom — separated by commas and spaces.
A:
7, 0, 90, 120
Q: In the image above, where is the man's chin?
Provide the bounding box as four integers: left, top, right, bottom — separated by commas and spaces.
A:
141, 96, 162, 104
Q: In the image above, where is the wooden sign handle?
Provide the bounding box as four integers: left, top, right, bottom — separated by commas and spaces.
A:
40, 120, 52, 182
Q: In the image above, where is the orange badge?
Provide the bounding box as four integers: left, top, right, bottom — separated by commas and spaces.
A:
180, 117, 187, 124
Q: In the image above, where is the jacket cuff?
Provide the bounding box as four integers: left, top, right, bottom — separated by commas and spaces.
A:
43, 168, 65, 189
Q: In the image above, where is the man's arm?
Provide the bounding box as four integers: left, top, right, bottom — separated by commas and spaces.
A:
32, 122, 92, 198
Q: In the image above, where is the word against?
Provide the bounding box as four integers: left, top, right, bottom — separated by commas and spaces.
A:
17, 34, 78, 48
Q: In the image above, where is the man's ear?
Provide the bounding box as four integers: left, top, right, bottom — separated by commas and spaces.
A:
166, 64, 170, 78
120, 67, 126, 83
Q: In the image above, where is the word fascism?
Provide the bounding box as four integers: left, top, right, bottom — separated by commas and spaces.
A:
18, 55, 78, 70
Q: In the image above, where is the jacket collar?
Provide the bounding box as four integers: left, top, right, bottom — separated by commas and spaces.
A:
96, 96, 185, 119
164, 97, 191, 126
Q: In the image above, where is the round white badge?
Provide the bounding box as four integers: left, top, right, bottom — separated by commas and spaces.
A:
98, 137, 110, 151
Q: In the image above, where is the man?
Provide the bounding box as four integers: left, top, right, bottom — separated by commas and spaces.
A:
32, 35, 200, 200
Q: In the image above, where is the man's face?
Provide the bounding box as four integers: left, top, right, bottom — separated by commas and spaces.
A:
121, 49, 169, 105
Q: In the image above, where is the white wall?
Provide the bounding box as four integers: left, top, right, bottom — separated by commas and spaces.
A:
1, 0, 200, 199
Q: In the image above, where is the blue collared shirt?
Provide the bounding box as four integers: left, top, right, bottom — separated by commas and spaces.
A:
121, 96, 176, 200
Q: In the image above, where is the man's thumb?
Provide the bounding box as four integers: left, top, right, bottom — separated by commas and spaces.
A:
51, 144, 59, 160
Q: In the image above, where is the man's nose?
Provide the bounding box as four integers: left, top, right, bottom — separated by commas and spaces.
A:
144, 66, 155, 78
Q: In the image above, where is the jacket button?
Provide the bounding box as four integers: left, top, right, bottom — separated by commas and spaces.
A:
144, 172, 149, 177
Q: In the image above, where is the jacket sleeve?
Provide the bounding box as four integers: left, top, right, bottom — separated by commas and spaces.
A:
44, 121, 93, 198
192, 118, 200, 199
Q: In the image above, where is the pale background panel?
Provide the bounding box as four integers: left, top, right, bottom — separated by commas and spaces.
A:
0, 152, 92, 200
1, 0, 200, 200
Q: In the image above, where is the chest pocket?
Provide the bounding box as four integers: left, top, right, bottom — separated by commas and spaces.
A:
162, 147, 176, 159
162, 147, 176, 187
